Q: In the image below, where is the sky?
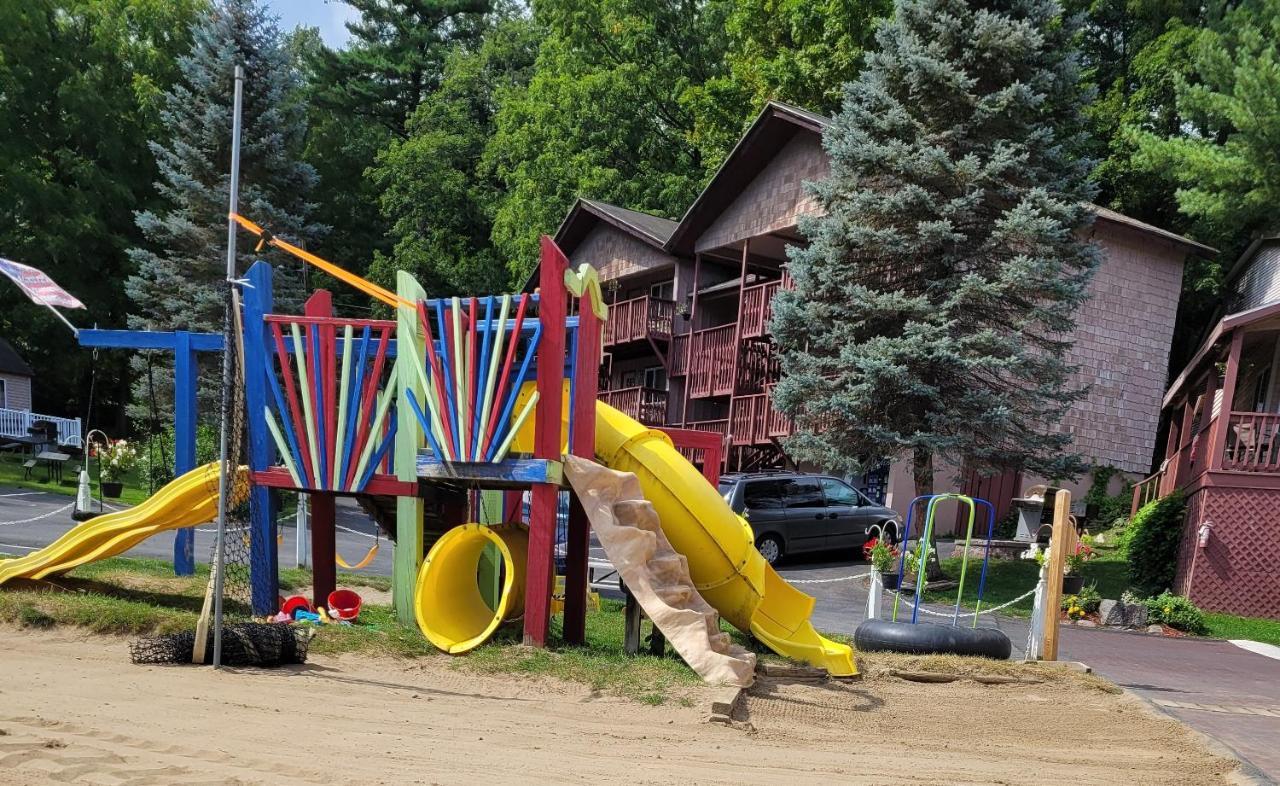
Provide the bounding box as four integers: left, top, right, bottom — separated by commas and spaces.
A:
264, 0, 360, 48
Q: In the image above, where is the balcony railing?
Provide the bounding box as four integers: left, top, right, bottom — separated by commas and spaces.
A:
686, 419, 729, 440
669, 333, 690, 376
765, 385, 794, 438
0, 408, 82, 448
604, 295, 675, 347
602, 386, 668, 425
729, 394, 767, 445
688, 324, 736, 398
1223, 411, 1280, 472
740, 279, 782, 339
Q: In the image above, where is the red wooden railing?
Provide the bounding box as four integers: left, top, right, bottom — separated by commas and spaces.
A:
730, 394, 767, 445
766, 385, 794, 439
688, 324, 736, 397
602, 386, 668, 425
604, 295, 674, 346
669, 332, 690, 376
1223, 411, 1280, 472
740, 279, 782, 339
686, 419, 729, 439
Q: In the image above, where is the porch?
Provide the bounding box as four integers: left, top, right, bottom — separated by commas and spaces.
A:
600, 385, 668, 426
602, 294, 674, 348
0, 407, 83, 449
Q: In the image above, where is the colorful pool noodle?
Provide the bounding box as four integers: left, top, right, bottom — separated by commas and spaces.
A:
467, 296, 482, 460
343, 326, 391, 489
324, 323, 338, 489
308, 324, 328, 489
490, 390, 539, 463
475, 295, 509, 460
480, 294, 529, 459
400, 307, 451, 461
331, 324, 354, 488
404, 388, 445, 460
350, 381, 396, 485
414, 301, 455, 460
271, 322, 315, 485
338, 326, 372, 485
437, 301, 460, 459
485, 322, 541, 462
264, 406, 304, 487
290, 323, 321, 488
261, 330, 306, 482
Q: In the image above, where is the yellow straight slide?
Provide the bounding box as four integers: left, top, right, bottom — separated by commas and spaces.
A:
0, 463, 246, 586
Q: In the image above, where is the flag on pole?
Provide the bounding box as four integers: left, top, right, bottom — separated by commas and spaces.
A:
0, 257, 85, 309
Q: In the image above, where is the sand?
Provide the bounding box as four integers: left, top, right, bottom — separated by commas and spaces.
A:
0, 628, 1236, 785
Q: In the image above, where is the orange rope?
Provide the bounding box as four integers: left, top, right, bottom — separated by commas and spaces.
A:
230, 213, 413, 310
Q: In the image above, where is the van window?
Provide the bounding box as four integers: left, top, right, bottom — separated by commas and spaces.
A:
743, 479, 786, 509
820, 478, 860, 507
783, 479, 824, 508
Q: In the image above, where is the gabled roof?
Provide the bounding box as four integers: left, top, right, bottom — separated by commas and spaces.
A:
552, 198, 678, 256
665, 101, 831, 255
1088, 204, 1216, 257
0, 338, 33, 377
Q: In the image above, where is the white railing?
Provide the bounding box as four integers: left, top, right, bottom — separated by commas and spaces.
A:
0, 407, 83, 447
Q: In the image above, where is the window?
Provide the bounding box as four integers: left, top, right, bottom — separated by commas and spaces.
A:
783, 478, 824, 508
743, 479, 786, 510
650, 280, 674, 301
819, 478, 861, 507
1254, 365, 1272, 413
643, 366, 667, 391
620, 370, 640, 388
0, 378, 6, 408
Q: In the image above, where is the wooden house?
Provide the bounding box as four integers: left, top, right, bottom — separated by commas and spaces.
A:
556, 101, 1213, 521
1134, 236, 1280, 617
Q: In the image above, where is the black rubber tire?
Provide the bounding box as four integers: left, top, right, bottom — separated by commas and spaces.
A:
854, 619, 1012, 660
756, 534, 784, 566
879, 521, 899, 545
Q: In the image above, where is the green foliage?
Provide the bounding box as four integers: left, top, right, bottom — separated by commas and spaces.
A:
868, 538, 898, 573
1202, 612, 1280, 647
368, 12, 539, 296
1084, 465, 1133, 530
993, 511, 1019, 540
1124, 492, 1186, 597
1132, 0, 1280, 256
1145, 591, 1207, 634
1061, 583, 1101, 615
126, 0, 321, 419
771, 0, 1100, 490
0, 0, 204, 426
137, 423, 219, 489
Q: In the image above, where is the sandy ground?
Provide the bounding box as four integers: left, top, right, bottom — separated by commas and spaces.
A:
0, 628, 1236, 785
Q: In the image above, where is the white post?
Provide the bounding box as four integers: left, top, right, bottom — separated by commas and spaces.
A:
866, 571, 883, 621
1026, 562, 1048, 661
295, 492, 308, 568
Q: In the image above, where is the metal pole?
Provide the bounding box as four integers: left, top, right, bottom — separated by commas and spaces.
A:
212, 64, 244, 669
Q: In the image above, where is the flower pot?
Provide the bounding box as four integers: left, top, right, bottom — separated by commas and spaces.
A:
101, 481, 123, 499
1061, 575, 1084, 594
877, 572, 901, 590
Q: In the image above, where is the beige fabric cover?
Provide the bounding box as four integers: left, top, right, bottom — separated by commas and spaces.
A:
563, 455, 756, 687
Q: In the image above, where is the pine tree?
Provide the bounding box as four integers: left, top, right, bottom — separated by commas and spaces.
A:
126, 0, 321, 419
771, 0, 1101, 495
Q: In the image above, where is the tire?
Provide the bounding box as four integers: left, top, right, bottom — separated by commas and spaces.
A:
853, 619, 1012, 660
756, 534, 784, 565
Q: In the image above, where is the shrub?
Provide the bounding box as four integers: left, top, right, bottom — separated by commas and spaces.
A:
1085, 465, 1134, 530
993, 510, 1018, 540
1145, 591, 1207, 634
137, 424, 219, 489
1124, 492, 1186, 597
1061, 583, 1102, 615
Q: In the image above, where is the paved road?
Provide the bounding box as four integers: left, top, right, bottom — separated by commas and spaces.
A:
5, 492, 1277, 781
0, 487, 391, 576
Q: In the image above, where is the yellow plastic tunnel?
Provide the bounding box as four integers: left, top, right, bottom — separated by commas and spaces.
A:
414, 523, 528, 654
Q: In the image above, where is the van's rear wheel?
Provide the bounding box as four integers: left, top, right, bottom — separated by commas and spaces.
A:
756, 534, 783, 565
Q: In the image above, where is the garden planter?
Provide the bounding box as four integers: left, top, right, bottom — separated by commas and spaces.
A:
1061, 575, 1084, 594
101, 481, 124, 499
877, 572, 901, 590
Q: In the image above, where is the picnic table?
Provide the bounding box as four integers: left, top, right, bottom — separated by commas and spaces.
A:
35, 450, 71, 484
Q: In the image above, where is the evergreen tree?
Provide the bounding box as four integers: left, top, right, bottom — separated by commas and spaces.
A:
771, 0, 1101, 495
126, 0, 321, 418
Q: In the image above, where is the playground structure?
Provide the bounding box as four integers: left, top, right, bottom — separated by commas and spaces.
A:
0, 228, 856, 678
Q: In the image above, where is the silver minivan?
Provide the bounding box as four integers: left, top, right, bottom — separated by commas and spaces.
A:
718, 471, 900, 565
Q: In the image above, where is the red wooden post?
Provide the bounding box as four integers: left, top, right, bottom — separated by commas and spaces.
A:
303, 292, 337, 605
679, 253, 701, 427
1209, 330, 1243, 471
503, 490, 523, 523
523, 235, 567, 647
310, 492, 336, 605
563, 261, 601, 645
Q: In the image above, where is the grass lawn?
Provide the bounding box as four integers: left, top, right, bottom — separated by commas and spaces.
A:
0, 452, 151, 506
0, 554, 704, 704
1202, 612, 1280, 647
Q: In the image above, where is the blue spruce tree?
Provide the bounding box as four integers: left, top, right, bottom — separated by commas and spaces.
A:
126, 0, 320, 419
771, 0, 1100, 495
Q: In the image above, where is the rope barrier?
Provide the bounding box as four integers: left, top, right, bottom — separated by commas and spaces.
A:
0, 502, 76, 527
886, 586, 1037, 618
786, 571, 873, 585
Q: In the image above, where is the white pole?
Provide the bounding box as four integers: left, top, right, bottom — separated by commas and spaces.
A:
866, 571, 883, 621
212, 64, 244, 669
42, 303, 79, 336
295, 492, 308, 568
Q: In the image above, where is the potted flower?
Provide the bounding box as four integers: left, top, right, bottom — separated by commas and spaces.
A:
1062, 541, 1094, 594
867, 538, 901, 589
97, 439, 137, 498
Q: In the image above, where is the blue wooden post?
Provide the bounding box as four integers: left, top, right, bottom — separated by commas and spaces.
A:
243, 261, 279, 614
172, 331, 198, 575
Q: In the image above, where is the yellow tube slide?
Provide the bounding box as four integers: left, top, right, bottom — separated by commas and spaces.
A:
511, 388, 855, 676
414, 523, 528, 654
0, 463, 247, 586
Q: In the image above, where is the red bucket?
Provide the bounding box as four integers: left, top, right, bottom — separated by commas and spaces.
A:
281, 595, 313, 619
328, 589, 362, 622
